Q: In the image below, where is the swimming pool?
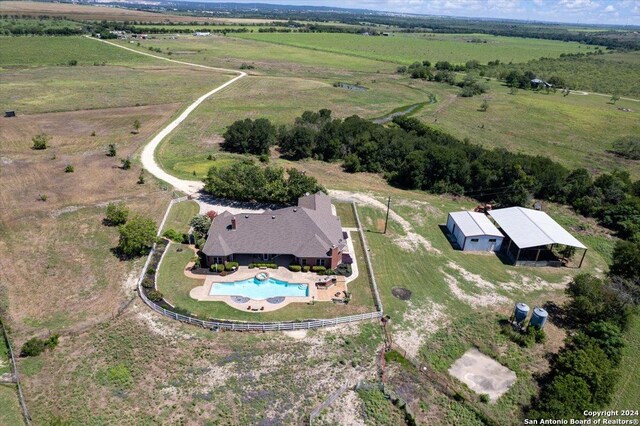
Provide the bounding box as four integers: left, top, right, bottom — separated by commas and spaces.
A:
209, 277, 308, 300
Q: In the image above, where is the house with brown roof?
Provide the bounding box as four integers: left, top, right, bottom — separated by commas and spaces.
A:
202, 192, 346, 269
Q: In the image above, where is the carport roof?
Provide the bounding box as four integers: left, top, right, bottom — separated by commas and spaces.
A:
488, 207, 586, 249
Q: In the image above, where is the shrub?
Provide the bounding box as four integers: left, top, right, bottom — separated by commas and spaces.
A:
248, 263, 255, 269
302, 266, 310, 272
289, 264, 302, 272
162, 228, 182, 242
38, 194, 47, 202
20, 337, 45, 357
137, 170, 145, 184
225, 261, 239, 271
324, 269, 336, 275
146, 267, 155, 275
311, 266, 326, 273
210, 264, 224, 273
20, 335, 59, 357
105, 202, 129, 226
195, 238, 206, 249
117, 215, 157, 257
147, 290, 163, 302
64, 164, 74, 173
480, 394, 490, 403
68, 59, 77, 66
120, 158, 131, 170
106, 143, 117, 157
141, 277, 155, 289
336, 263, 352, 277
32, 133, 49, 150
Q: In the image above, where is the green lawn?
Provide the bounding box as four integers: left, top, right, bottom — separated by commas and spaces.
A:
0, 331, 22, 426
161, 200, 199, 235
157, 237, 376, 322
233, 32, 598, 65
334, 202, 357, 228
0, 385, 22, 426
609, 315, 640, 410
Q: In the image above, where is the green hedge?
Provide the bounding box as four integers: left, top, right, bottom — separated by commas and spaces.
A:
311, 266, 326, 273
248, 263, 278, 269
302, 266, 310, 272
210, 264, 224, 273
225, 261, 239, 271
289, 264, 302, 272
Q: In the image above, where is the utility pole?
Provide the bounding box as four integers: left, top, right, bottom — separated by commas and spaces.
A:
384, 196, 391, 234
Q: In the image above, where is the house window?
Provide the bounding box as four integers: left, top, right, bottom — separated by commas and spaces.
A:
317, 259, 326, 266
470, 238, 479, 243
212, 257, 224, 264
262, 253, 270, 261
301, 258, 307, 266
489, 239, 497, 242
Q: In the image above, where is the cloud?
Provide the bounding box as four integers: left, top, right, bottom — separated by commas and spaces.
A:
603, 4, 616, 11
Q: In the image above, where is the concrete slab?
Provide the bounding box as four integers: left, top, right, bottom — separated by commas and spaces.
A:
448, 348, 517, 402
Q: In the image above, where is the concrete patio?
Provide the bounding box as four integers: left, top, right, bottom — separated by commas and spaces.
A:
188, 266, 348, 312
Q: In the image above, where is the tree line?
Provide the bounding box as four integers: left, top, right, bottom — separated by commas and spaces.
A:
220, 110, 640, 241
528, 239, 640, 419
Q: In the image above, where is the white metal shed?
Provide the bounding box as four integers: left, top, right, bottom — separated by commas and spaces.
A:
446, 211, 504, 252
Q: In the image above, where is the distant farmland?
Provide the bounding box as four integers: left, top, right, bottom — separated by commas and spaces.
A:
234, 32, 601, 65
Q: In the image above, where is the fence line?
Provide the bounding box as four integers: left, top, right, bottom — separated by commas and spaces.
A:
308, 381, 353, 425
1, 322, 31, 425
351, 201, 383, 312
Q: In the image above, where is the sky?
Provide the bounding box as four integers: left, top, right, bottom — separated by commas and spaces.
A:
206, 0, 640, 25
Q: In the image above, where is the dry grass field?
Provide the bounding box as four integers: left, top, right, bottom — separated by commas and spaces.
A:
0, 103, 177, 336
0, 1, 284, 24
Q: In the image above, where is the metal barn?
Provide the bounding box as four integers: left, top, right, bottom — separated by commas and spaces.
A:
489, 207, 587, 267
446, 211, 504, 252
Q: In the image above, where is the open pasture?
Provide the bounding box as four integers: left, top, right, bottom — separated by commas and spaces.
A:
157, 73, 430, 179
410, 78, 640, 178
0, 102, 177, 336
233, 32, 598, 65
116, 35, 395, 75
0, 36, 161, 67
18, 311, 382, 424
1, 64, 233, 114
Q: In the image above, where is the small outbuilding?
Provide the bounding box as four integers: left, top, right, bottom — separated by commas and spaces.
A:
446, 211, 504, 252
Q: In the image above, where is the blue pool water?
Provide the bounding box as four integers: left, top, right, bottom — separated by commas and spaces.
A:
209, 277, 309, 299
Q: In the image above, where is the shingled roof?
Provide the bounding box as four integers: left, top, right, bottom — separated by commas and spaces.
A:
202, 192, 345, 258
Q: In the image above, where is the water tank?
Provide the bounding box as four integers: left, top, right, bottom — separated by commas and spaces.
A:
530, 308, 548, 329
513, 303, 530, 323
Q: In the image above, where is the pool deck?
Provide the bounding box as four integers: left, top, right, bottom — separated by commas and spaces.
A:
188, 266, 348, 312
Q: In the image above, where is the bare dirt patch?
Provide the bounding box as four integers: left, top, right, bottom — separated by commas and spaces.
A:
441, 267, 511, 307
394, 300, 449, 358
